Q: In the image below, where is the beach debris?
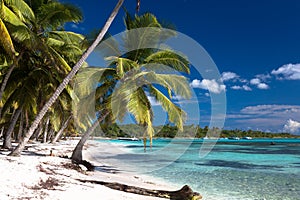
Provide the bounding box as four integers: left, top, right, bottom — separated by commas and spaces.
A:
72, 159, 95, 171
76, 179, 202, 199
31, 177, 61, 190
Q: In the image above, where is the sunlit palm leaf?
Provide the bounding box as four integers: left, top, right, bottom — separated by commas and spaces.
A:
106, 56, 139, 77
74, 67, 113, 98
144, 50, 190, 74
37, 2, 82, 29
4, 0, 35, 22
0, 18, 17, 58
149, 86, 186, 131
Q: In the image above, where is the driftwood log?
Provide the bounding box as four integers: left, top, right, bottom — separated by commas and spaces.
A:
77, 179, 202, 200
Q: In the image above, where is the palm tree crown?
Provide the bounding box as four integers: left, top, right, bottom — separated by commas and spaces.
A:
76, 12, 192, 150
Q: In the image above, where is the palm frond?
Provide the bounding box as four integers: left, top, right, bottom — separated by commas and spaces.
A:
149, 86, 186, 131
127, 87, 153, 125
106, 56, 138, 77
49, 46, 72, 73
144, 50, 190, 74
1, 4, 25, 26
96, 33, 121, 58
74, 67, 114, 98
146, 73, 192, 99
125, 12, 161, 30
37, 2, 82, 29
0, 18, 17, 58
4, 0, 35, 22
48, 31, 85, 45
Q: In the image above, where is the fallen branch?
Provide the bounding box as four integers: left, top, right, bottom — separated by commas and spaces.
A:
76, 179, 202, 200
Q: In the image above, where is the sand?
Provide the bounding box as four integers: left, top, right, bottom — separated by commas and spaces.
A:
0, 139, 177, 200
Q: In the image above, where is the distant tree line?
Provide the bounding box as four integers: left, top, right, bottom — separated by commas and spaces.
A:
96, 123, 300, 138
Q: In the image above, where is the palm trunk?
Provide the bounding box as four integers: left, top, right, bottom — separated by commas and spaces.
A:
47, 129, 54, 141
42, 116, 50, 143
71, 112, 109, 163
2, 107, 22, 149
33, 123, 43, 141
15, 111, 24, 142
9, 0, 124, 156
51, 116, 71, 143
71, 120, 99, 163
0, 126, 4, 138
0, 53, 23, 119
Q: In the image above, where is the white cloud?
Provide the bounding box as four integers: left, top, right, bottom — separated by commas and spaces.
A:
221, 72, 239, 81
231, 85, 252, 91
257, 83, 269, 89
242, 85, 252, 91
250, 78, 261, 85
284, 119, 300, 134
255, 73, 271, 81
227, 105, 300, 133
250, 78, 269, 89
271, 63, 300, 80
231, 85, 242, 90
172, 95, 185, 101
241, 105, 300, 115
147, 96, 160, 106
190, 79, 226, 94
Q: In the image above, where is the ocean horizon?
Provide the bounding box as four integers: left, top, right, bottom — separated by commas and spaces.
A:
96, 138, 300, 200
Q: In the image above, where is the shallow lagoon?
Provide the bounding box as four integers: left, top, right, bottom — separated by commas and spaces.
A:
101, 138, 300, 200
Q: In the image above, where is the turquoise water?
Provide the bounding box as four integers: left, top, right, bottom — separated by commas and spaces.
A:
98, 139, 300, 200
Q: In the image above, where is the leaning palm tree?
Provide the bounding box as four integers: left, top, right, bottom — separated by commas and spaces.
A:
0, 0, 34, 107
9, 0, 125, 156
0, 0, 84, 120
71, 12, 191, 163
1, 0, 84, 148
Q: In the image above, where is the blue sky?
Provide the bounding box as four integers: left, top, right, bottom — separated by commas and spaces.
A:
65, 0, 300, 134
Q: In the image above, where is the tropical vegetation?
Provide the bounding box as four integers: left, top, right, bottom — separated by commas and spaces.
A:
1, 0, 296, 163
71, 11, 192, 162
0, 0, 85, 151
96, 123, 300, 139
0, 0, 193, 161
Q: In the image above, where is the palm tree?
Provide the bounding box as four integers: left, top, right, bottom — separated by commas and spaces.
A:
0, 0, 35, 109
136, 0, 141, 11
0, 0, 84, 119
71, 12, 191, 163
9, 0, 125, 156
0, 0, 85, 148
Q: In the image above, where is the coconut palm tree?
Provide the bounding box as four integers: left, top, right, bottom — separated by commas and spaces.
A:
1, 0, 84, 149
9, 0, 125, 156
0, 0, 84, 118
71, 12, 191, 163
0, 0, 35, 108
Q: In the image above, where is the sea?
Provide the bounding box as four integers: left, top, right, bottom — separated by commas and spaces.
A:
96, 138, 300, 200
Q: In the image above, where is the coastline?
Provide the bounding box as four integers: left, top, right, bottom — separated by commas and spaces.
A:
0, 139, 179, 200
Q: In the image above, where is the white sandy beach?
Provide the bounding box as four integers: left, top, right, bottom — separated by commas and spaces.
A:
0, 139, 178, 200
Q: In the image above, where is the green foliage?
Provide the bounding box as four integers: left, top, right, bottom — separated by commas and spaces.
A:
0, 0, 85, 141
95, 123, 300, 139
155, 124, 178, 138
101, 123, 130, 138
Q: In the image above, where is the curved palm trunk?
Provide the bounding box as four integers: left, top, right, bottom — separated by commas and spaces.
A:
15, 111, 24, 142
0, 64, 17, 119
2, 107, 22, 149
71, 112, 109, 163
0, 126, 4, 138
9, 0, 124, 156
0, 53, 23, 119
42, 116, 50, 143
51, 116, 71, 143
